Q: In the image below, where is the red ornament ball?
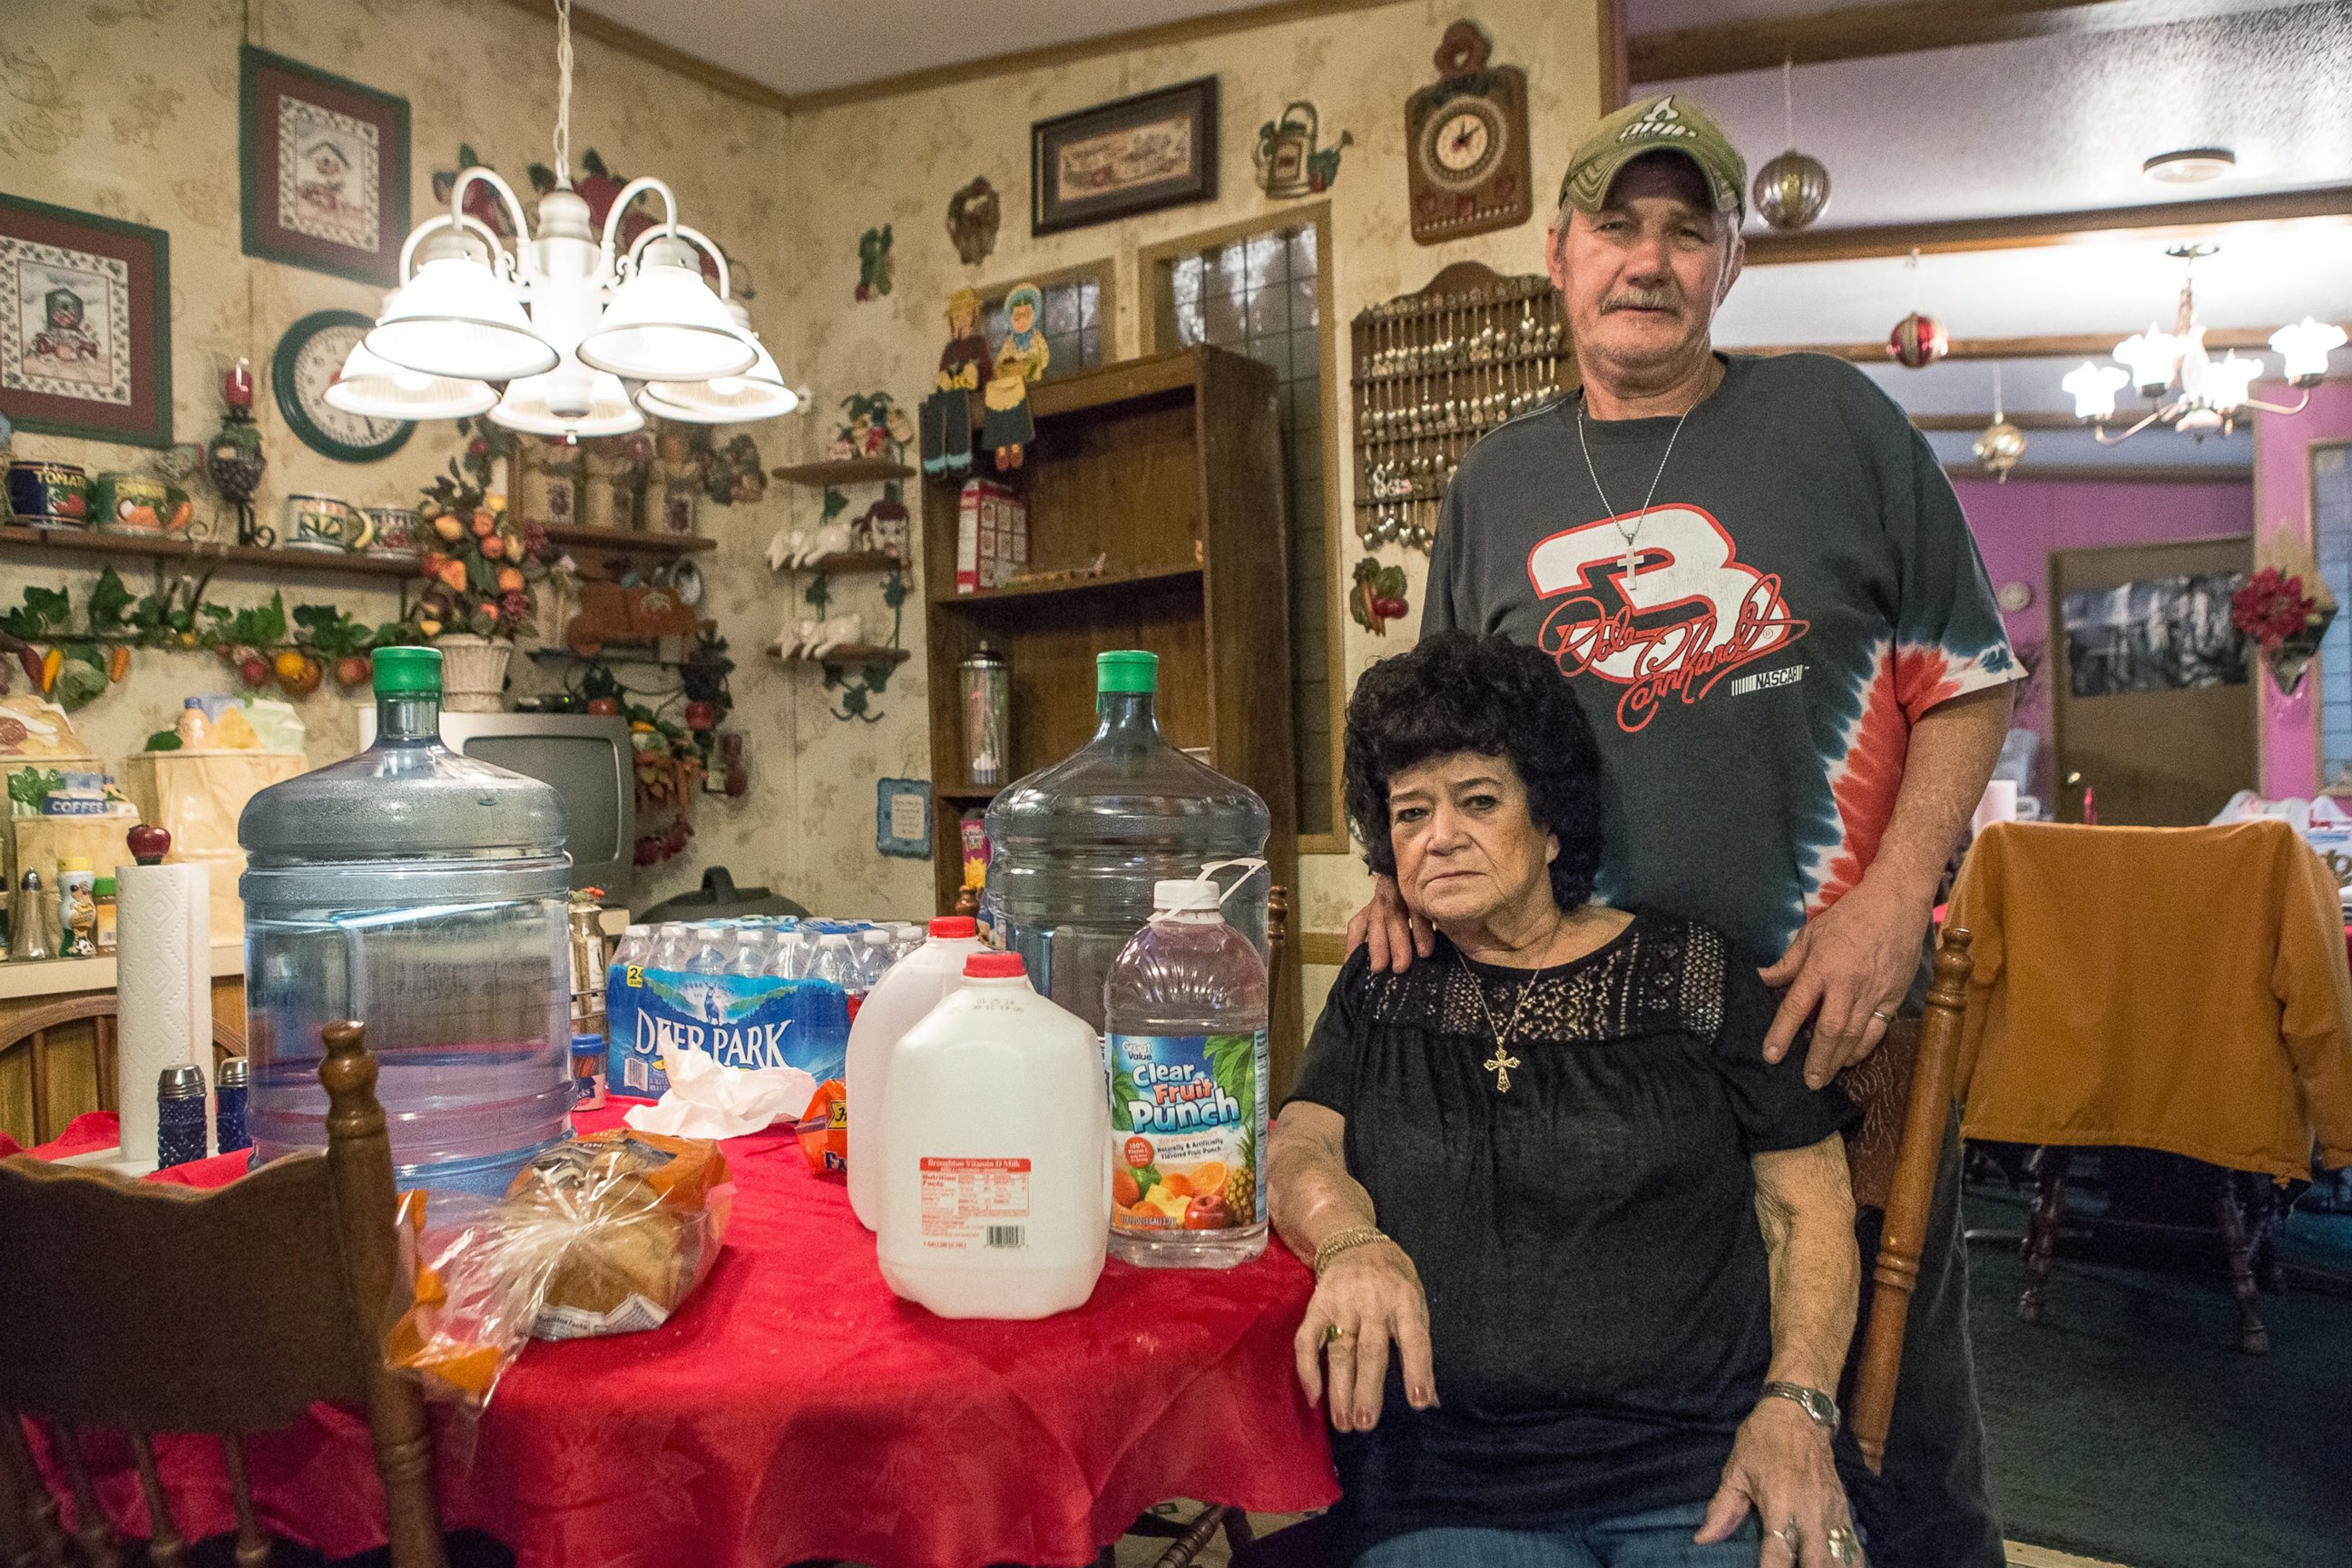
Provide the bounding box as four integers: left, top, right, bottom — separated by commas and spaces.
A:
1887, 312, 1949, 369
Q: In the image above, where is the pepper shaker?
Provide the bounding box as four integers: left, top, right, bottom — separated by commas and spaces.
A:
216, 1055, 250, 1153
158, 1063, 209, 1168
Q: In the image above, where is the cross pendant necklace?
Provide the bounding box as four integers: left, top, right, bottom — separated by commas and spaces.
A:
1576, 390, 1693, 579
1483, 1044, 1522, 1093
1464, 912, 1566, 1093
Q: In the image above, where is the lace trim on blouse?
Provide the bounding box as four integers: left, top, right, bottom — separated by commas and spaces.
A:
1359, 915, 1727, 1048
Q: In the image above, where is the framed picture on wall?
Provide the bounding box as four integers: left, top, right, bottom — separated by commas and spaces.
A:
240, 44, 410, 286
0, 193, 172, 448
1032, 77, 1218, 236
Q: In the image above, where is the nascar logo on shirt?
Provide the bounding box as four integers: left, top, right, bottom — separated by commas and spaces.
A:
1525, 504, 1810, 733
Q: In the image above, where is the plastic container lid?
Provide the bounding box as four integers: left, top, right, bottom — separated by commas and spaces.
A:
928, 916, 977, 938
569, 1033, 605, 1056
372, 646, 443, 695
1095, 650, 1158, 693
93, 877, 115, 896
58, 857, 91, 873
965, 952, 1025, 979
1152, 877, 1220, 914
819, 933, 851, 948
861, 927, 892, 945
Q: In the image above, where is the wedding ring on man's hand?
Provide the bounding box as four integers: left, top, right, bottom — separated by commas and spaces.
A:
1827, 1526, 1859, 1564
1870, 1008, 1894, 1024
1770, 1520, 1798, 1548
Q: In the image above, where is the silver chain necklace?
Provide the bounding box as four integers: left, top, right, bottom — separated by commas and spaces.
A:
1576, 390, 1693, 578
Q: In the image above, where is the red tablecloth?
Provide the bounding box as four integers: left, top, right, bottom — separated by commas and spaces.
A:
24, 1105, 1338, 1568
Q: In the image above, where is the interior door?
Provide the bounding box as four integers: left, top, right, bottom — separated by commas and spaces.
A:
2051, 534, 2256, 826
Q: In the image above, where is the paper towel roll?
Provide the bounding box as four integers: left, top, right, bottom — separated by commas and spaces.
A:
1972, 779, 2020, 838
116, 861, 211, 1170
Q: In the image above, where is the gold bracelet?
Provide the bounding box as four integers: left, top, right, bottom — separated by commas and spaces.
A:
1312, 1225, 1391, 1276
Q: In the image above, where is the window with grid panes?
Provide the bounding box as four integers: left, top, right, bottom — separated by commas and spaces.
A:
2314, 445, 2352, 783
1159, 222, 1335, 836
983, 276, 1102, 381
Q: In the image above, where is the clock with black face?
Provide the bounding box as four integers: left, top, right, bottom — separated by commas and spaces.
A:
1406, 22, 1533, 246
272, 309, 413, 464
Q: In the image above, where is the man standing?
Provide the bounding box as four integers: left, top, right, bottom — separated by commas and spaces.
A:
1348, 94, 2016, 1568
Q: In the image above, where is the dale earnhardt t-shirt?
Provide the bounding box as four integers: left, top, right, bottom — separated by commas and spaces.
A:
1423, 351, 2021, 961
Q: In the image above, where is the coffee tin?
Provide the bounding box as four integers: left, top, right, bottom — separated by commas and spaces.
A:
363, 505, 423, 556
5, 460, 91, 529
93, 473, 193, 536
283, 493, 357, 552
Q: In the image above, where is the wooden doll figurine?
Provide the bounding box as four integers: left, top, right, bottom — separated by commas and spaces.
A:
922, 287, 991, 477
984, 283, 1050, 471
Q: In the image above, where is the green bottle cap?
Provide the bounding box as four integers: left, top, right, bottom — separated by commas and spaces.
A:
1096, 651, 1159, 694
372, 646, 443, 696
93, 877, 115, 896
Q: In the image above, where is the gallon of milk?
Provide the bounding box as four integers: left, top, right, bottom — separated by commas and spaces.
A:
877, 952, 1110, 1319
846, 915, 986, 1230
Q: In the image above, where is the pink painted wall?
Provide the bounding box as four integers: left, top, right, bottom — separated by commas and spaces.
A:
2253, 380, 2352, 799
1949, 476, 2255, 800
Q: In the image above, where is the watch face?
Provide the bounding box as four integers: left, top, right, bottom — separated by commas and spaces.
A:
1421, 96, 1505, 191
275, 309, 412, 462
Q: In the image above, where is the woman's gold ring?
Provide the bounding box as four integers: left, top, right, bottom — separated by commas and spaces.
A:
1324, 1323, 1350, 1344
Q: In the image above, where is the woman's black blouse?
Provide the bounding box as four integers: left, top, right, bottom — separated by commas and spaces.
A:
1286, 913, 1854, 1560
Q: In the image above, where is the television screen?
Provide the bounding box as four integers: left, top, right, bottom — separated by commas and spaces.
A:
466, 734, 630, 897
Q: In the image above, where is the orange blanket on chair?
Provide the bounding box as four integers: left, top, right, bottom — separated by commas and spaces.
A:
1945, 818, 2352, 1179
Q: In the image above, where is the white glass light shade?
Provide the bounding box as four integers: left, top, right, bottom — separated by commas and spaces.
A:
367, 255, 556, 382
2270, 317, 2348, 385
576, 257, 754, 381
2112, 328, 2179, 397
2062, 362, 2129, 422
325, 338, 496, 420
489, 356, 644, 439
638, 333, 797, 423
2204, 351, 2263, 413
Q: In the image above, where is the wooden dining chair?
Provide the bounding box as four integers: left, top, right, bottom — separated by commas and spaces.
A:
0, 1021, 448, 1568
1838, 926, 1975, 1474
0, 994, 249, 1148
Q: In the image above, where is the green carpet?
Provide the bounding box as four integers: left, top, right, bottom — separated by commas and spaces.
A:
1965, 1197, 2352, 1568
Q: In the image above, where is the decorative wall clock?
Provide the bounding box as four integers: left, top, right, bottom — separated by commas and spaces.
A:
1406, 22, 1532, 246
272, 309, 410, 463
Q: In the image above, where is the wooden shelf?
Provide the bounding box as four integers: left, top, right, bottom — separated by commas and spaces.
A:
787, 551, 907, 574
539, 524, 714, 556
0, 524, 419, 578
936, 785, 1000, 804
767, 643, 910, 668
770, 458, 915, 486
931, 564, 1200, 609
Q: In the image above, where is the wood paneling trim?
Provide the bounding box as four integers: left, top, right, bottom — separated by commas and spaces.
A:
1599, 0, 1632, 110
1741, 186, 2352, 265
1911, 411, 2098, 431
1631, 0, 2258, 84
1743, 329, 2278, 363
1941, 464, 2250, 484
1298, 930, 1349, 967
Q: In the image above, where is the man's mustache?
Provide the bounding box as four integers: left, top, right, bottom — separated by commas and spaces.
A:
1602, 287, 1682, 314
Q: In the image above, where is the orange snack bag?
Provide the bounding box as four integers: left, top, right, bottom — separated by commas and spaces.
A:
796, 1078, 848, 1177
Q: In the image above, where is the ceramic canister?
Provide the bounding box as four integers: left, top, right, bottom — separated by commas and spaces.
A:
283, 493, 357, 552
363, 505, 422, 556
93, 473, 193, 536
5, 460, 91, 528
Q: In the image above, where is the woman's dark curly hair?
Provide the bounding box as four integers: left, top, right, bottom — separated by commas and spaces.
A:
1342, 632, 1605, 912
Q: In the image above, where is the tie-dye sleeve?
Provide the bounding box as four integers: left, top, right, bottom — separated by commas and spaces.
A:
1883, 419, 2023, 723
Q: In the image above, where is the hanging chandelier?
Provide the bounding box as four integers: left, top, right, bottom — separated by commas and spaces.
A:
2061, 243, 2345, 442
335, 0, 797, 439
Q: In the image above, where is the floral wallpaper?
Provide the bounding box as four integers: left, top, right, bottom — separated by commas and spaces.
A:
2, 0, 1603, 969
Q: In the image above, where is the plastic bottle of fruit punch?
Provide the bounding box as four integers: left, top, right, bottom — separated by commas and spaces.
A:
846, 916, 986, 1231
1102, 877, 1269, 1269
877, 952, 1111, 1319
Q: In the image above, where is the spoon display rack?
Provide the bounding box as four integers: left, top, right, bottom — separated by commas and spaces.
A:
1348, 261, 1571, 552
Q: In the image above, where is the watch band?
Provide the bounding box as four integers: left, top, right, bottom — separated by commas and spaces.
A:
1760, 1380, 1841, 1435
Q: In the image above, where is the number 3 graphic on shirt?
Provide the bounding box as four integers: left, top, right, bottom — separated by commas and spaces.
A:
1524, 505, 1806, 688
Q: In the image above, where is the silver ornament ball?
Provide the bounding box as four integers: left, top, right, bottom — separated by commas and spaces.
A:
1752, 150, 1831, 231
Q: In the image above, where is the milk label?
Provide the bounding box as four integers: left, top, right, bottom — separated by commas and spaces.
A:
1106, 1030, 1267, 1234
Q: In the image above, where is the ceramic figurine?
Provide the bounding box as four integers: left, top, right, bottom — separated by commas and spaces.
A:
946, 177, 1001, 267
778, 616, 820, 658
767, 526, 810, 573
858, 496, 910, 559
808, 612, 864, 661
856, 224, 895, 301
1255, 103, 1351, 199
984, 284, 1050, 472
648, 426, 700, 535
922, 287, 990, 478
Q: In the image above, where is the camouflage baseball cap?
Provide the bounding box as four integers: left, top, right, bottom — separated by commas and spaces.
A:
1558, 93, 1747, 220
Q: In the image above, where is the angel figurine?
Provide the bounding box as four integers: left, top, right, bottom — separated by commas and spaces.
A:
922, 287, 990, 478
983, 283, 1049, 471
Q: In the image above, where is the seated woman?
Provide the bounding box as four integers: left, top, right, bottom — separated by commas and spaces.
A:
1270, 632, 1864, 1568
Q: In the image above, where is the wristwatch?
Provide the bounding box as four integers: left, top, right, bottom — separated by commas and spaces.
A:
1761, 1380, 1841, 1435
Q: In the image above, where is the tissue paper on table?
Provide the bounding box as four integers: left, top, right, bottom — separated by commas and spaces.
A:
623, 1045, 816, 1139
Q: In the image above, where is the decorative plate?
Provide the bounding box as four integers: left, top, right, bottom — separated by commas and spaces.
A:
1997, 580, 2034, 613
272, 308, 412, 463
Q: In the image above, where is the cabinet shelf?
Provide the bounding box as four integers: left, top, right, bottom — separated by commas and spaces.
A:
0, 524, 418, 578
931, 563, 1200, 609
788, 551, 906, 574
539, 524, 714, 557
766, 642, 910, 668
770, 458, 915, 486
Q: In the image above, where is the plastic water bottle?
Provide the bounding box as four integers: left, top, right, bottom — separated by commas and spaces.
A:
610, 924, 652, 973
649, 923, 692, 974
685, 923, 730, 976
854, 926, 897, 991
726, 925, 769, 978
808, 933, 858, 995
239, 647, 571, 1194
985, 651, 1270, 1031
770, 927, 808, 980
846, 916, 986, 1230
1102, 878, 1269, 1268
877, 951, 1111, 1318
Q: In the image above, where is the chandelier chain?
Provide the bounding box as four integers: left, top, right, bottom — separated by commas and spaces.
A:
1781, 57, 1796, 149
552, 0, 574, 189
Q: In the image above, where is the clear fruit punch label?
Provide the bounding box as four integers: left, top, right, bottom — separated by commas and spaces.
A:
1106, 1030, 1268, 1233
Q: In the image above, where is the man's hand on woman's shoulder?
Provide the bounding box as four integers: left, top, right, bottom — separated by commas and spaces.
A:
1344, 874, 1436, 974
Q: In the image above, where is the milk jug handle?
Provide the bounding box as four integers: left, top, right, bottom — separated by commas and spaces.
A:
1195, 857, 1269, 908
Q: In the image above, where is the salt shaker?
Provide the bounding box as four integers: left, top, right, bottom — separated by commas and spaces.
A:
157, 1064, 209, 1168
569, 1031, 608, 1112
216, 1055, 251, 1153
